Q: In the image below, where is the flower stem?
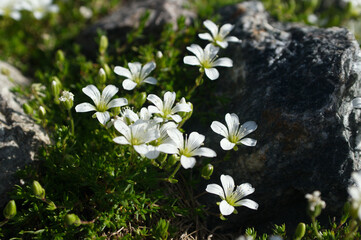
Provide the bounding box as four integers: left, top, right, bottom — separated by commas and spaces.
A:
169, 162, 181, 180
186, 71, 204, 99
0, 219, 8, 227
311, 217, 323, 239
68, 109, 74, 136
345, 219, 359, 240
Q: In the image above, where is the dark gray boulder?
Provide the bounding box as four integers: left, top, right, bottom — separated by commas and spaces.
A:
78, 0, 195, 57
0, 61, 50, 206
198, 1, 361, 233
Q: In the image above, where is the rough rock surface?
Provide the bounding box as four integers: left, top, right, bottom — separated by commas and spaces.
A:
78, 0, 195, 57
0, 61, 50, 206
199, 1, 361, 233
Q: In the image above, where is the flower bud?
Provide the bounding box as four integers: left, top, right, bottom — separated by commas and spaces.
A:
294, 222, 306, 240
3, 200, 17, 219
201, 164, 214, 180
111, 107, 121, 117
156, 51, 163, 59
134, 92, 147, 108
59, 91, 74, 110
23, 103, 33, 115
65, 213, 81, 226
99, 35, 108, 55
32, 180, 45, 199
167, 155, 179, 168
103, 63, 111, 77
97, 68, 106, 85
51, 76, 62, 99
56, 50, 65, 63
39, 106, 46, 118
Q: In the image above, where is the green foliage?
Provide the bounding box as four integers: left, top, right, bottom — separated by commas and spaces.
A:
2, 0, 361, 239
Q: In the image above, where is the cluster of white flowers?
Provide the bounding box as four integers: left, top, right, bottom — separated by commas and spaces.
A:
74, 19, 260, 218
0, 0, 58, 20
305, 190, 326, 212
183, 19, 241, 80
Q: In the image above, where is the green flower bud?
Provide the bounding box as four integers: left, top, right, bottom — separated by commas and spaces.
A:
97, 68, 106, 85
201, 163, 214, 180
65, 213, 81, 226
167, 154, 179, 168
111, 106, 121, 116
56, 50, 65, 63
99, 35, 108, 55
59, 91, 74, 110
39, 106, 46, 119
51, 76, 62, 99
32, 180, 45, 199
134, 92, 147, 108
102, 63, 112, 77
3, 200, 17, 219
23, 103, 33, 115
294, 222, 306, 240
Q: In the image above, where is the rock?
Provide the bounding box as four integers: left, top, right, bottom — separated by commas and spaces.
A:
0, 61, 50, 207
78, 0, 196, 57
198, 1, 361, 233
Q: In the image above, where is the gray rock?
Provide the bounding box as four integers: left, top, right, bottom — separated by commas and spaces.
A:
78, 0, 195, 57
0, 61, 50, 206
199, 1, 361, 233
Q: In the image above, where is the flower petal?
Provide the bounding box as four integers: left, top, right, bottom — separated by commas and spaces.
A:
147, 94, 164, 111
353, 97, 361, 109
238, 121, 258, 138
180, 155, 196, 169
169, 114, 182, 123
187, 132, 205, 152
235, 183, 255, 198
220, 138, 236, 150
234, 199, 259, 210
205, 184, 225, 199
239, 138, 257, 147
143, 77, 157, 85
183, 56, 201, 66
148, 105, 162, 114
114, 119, 131, 140
163, 92, 176, 111
204, 68, 219, 80
134, 144, 149, 155
225, 36, 241, 43
107, 98, 128, 109
219, 200, 235, 216
204, 43, 219, 59
211, 121, 229, 138
122, 79, 137, 90
95, 111, 110, 125
82, 85, 100, 105
140, 62, 156, 79
114, 66, 132, 78
186, 44, 204, 61
193, 147, 216, 158
128, 62, 142, 76
157, 143, 179, 154
101, 85, 118, 103
145, 146, 160, 159
219, 23, 234, 37
216, 40, 228, 49
75, 102, 96, 112
221, 174, 235, 198
167, 128, 184, 149
225, 113, 240, 136
113, 136, 130, 145
203, 20, 218, 37
198, 33, 213, 41
172, 103, 192, 114
213, 57, 233, 67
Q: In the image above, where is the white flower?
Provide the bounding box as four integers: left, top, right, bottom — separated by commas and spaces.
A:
0, 0, 23, 20
113, 119, 159, 156
348, 171, 361, 220
75, 85, 128, 125
145, 122, 178, 159
211, 113, 257, 150
147, 91, 192, 123
26, 0, 59, 20
206, 174, 258, 216
158, 129, 216, 169
352, 97, 361, 109
79, 6, 92, 19
114, 62, 157, 90
59, 90, 74, 102
305, 191, 326, 212
183, 44, 233, 80
198, 20, 241, 48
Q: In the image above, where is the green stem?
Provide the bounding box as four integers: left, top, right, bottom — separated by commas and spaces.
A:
68, 109, 74, 136
186, 71, 204, 99
345, 220, 359, 240
311, 217, 322, 239
0, 219, 8, 227
169, 162, 181, 180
